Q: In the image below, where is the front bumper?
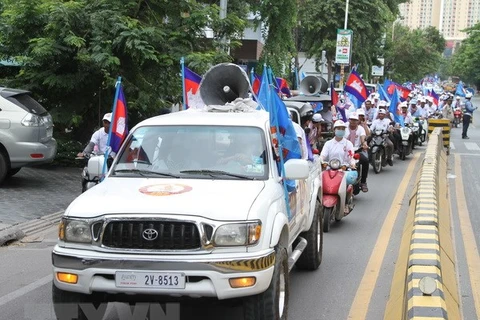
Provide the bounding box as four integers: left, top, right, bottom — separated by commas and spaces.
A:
52, 246, 275, 300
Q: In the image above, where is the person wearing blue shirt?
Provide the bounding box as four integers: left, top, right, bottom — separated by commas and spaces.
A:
462, 92, 477, 139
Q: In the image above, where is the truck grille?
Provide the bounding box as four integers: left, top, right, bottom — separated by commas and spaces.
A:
102, 221, 201, 250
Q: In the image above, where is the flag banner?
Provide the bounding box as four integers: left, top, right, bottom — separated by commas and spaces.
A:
109, 85, 128, 154
252, 74, 261, 95
276, 77, 292, 97
389, 89, 404, 127
455, 82, 466, 97
384, 80, 411, 101
377, 84, 390, 103
184, 66, 204, 108
428, 90, 439, 105
331, 82, 339, 107
344, 69, 368, 104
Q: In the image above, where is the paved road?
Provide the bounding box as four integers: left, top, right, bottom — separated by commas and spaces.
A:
0, 166, 81, 225
0, 144, 423, 319
1, 100, 479, 320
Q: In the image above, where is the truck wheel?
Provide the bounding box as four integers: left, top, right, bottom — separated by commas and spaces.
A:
244, 246, 289, 320
296, 200, 323, 270
323, 207, 332, 233
52, 283, 107, 320
0, 152, 7, 185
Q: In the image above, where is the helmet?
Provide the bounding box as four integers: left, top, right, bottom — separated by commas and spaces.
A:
357, 109, 365, 116
466, 92, 473, 99
312, 113, 323, 123
102, 113, 112, 122
378, 109, 386, 115
348, 112, 359, 120
333, 120, 347, 128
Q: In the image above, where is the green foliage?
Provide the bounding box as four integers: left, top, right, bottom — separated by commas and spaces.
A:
0, 0, 251, 145
254, 0, 297, 76
451, 24, 480, 88
383, 24, 444, 83
298, 0, 407, 79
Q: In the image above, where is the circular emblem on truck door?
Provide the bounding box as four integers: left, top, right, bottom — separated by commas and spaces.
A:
142, 229, 159, 241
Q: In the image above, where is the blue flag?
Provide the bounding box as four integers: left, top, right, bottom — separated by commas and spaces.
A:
456, 82, 466, 97
389, 89, 404, 127
377, 84, 390, 103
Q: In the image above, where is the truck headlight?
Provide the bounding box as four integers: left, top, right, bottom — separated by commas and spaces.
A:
58, 219, 92, 243
214, 222, 261, 246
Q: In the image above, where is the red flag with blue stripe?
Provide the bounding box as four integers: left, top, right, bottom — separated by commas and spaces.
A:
184, 67, 202, 108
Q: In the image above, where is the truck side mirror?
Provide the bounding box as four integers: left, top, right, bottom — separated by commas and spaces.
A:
284, 159, 309, 180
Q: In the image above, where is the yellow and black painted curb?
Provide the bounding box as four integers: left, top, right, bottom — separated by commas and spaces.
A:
384, 127, 460, 320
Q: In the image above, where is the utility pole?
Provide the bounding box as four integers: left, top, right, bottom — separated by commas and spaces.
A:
219, 0, 229, 54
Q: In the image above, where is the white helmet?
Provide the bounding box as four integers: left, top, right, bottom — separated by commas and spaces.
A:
466, 92, 473, 99
333, 120, 347, 128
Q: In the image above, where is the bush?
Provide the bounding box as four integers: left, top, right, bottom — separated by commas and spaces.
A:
52, 138, 84, 167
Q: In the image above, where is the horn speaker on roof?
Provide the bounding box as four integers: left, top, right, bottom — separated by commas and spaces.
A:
300, 75, 328, 95
199, 63, 250, 105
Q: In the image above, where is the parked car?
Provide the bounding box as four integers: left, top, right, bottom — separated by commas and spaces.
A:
0, 87, 57, 184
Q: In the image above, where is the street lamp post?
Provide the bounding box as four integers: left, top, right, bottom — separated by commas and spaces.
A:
219, 0, 229, 53
339, 0, 350, 88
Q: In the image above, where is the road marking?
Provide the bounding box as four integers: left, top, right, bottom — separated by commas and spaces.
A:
450, 142, 455, 150
347, 152, 421, 320
465, 142, 480, 151
454, 153, 480, 157
454, 155, 480, 319
0, 274, 52, 308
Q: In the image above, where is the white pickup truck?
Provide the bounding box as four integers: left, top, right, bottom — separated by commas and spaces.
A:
52, 105, 323, 320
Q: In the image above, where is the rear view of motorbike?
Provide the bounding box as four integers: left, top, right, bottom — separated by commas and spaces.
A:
369, 129, 388, 174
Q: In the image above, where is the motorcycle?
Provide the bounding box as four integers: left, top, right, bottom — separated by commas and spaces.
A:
368, 129, 388, 174
413, 118, 427, 146
453, 108, 462, 128
321, 156, 360, 232
397, 126, 414, 160
76, 152, 111, 193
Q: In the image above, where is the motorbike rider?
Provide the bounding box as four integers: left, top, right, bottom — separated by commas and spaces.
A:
77, 113, 113, 158
357, 109, 371, 137
370, 109, 394, 166
462, 92, 477, 139
345, 113, 369, 193
363, 99, 377, 123
320, 120, 356, 215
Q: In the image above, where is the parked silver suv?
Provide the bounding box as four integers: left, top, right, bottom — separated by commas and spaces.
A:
0, 87, 57, 184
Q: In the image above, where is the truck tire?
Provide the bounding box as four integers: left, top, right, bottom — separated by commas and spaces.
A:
244, 246, 289, 320
52, 283, 107, 320
296, 200, 323, 270
0, 152, 7, 185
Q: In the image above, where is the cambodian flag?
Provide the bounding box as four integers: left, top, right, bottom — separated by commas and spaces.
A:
428, 90, 439, 105
384, 80, 411, 101
344, 69, 368, 104
252, 74, 261, 95
276, 77, 291, 97
108, 84, 128, 154
184, 66, 202, 108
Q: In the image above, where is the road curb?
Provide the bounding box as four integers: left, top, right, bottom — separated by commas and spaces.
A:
384, 127, 460, 320
0, 211, 64, 246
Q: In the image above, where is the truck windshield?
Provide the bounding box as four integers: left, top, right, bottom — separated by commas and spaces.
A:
112, 125, 268, 180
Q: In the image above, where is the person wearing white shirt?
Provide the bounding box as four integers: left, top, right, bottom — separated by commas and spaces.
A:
345, 112, 369, 192
320, 120, 355, 168
370, 109, 394, 165
77, 113, 113, 157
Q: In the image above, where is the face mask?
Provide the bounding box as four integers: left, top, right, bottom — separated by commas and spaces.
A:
335, 129, 345, 138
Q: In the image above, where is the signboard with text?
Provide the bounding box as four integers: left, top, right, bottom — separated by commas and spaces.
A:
335, 29, 353, 65
372, 58, 384, 76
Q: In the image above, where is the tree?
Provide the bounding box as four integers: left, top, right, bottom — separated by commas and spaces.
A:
451, 25, 480, 88
0, 0, 251, 141
383, 25, 444, 83
297, 0, 407, 83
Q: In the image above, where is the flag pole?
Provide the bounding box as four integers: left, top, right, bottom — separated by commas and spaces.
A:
101, 76, 122, 181
250, 67, 255, 86
267, 66, 292, 221
180, 57, 187, 110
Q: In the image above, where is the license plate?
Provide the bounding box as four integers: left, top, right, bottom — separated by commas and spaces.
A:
115, 271, 186, 289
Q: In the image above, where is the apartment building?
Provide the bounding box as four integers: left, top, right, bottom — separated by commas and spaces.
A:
398, 0, 480, 41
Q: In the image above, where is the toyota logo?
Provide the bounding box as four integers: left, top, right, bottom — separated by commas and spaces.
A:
142, 229, 158, 241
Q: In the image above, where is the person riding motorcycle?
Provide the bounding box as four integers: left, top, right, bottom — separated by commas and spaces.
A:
320, 120, 356, 215
345, 112, 369, 193
77, 113, 113, 158
370, 109, 394, 166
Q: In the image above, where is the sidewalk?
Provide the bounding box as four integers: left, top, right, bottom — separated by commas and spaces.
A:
0, 166, 81, 245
